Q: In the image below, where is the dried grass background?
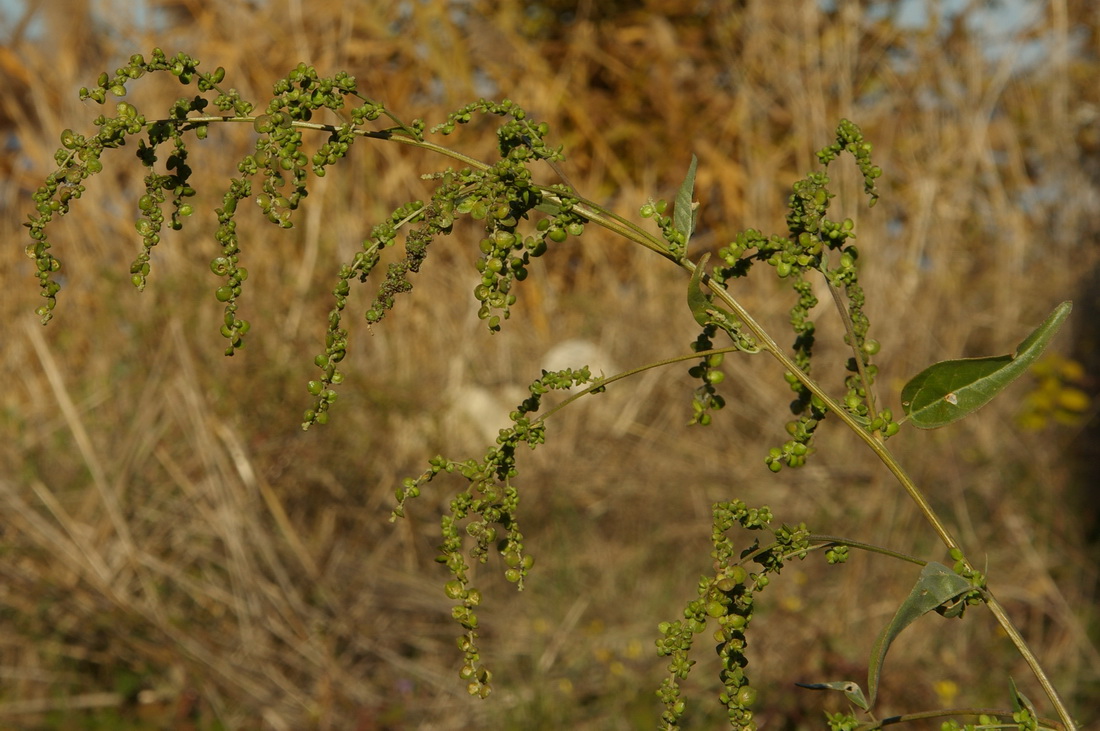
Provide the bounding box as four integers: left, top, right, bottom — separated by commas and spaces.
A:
1, 0, 1098, 728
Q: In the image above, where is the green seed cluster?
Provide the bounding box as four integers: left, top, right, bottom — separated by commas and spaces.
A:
250, 63, 370, 227
26, 49, 246, 335
465, 176, 580, 332
25, 50, 224, 321
300, 96, 575, 424
390, 366, 591, 697
824, 544, 849, 564
687, 335, 727, 426
133, 111, 200, 291
765, 390, 826, 473
697, 120, 886, 469
939, 711, 1038, 731
233, 62, 405, 358
825, 711, 861, 731
27, 50, 427, 360
942, 547, 988, 618
641, 198, 691, 255
656, 501, 810, 731
436, 100, 582, 331
28, 54, 591, 430
211, 178, 253, 355
463, 157, 543, 332
815, 119, 882, 204
302, 200, 434, 428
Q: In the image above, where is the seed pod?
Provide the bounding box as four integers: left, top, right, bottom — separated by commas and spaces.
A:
736, 685, 757, 707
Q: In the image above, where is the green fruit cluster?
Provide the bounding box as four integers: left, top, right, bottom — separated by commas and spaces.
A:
683, 122, 886, 469
656, 501, 810, 731
390, 365, 591, 694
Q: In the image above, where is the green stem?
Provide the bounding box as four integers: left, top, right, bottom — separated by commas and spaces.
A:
857, 706, 1065, 731
167, 115, 677, 257
824, 279, 880, 426
804, 535, 926, 566
983, 592, 1076, 730
756, 535, 922, 570
530, 346, 741, 426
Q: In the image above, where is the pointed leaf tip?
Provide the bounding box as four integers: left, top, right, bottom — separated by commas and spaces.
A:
794, 681, 869, 710
674, 154, 699, 247
866, 562, 971, 707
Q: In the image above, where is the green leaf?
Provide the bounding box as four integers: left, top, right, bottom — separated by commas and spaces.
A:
687, 252, 711, 327
794, 681, 869, 711
1009, 677, 1037, 718
866, 562, 970, 707
674, 154, 698, 248
901, 301, 1072, 429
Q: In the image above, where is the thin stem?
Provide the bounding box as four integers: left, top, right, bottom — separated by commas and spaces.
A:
858, 706, 1065, 731
824, 279, 880, 427
759, 536, 924, 573
805, 535, 926, 566
567, 198, 674, 257
983, 591, 1077, 730
165, 115, 492, 169
164, 115, 676, 258
530, 346, 741, 426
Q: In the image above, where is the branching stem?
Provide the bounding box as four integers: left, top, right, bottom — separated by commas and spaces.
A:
98, 111, 1076, 731
825, 279, 881, 428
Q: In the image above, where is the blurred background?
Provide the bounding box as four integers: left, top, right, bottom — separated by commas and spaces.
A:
1, 0, 1098, 728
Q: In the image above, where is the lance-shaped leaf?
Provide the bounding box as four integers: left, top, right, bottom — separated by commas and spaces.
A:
674, 154, 698, 249
901, 301, 1072, 429
866, 562, 971, 707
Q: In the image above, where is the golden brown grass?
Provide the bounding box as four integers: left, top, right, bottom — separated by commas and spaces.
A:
1, 0, 1098, 728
